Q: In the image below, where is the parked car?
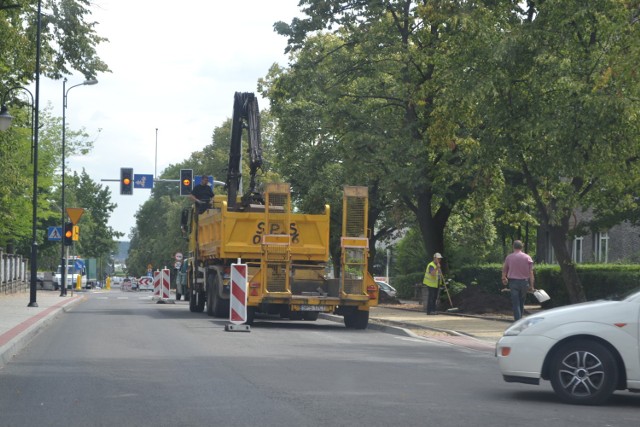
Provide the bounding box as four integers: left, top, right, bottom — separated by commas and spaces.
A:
376, 281, 397, 300
496, 288, 640, 405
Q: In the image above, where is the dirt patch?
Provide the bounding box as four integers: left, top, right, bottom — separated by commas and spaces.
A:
449, 286, 512, 315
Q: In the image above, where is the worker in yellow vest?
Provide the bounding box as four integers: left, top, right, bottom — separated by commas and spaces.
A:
422, 252, 443, 315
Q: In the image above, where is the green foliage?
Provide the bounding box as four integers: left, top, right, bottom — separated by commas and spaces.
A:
1, 1, 109, 269
391, 272, 425, 300
394, 227, 427, 276
450, 263, 640, 307
0, 0, 109, 86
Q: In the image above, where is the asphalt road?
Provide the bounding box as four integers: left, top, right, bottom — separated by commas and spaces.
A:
0, 293, 638, 427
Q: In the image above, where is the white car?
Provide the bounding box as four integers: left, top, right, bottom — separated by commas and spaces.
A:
496, 289, 640, 405
376, 281, 397, 298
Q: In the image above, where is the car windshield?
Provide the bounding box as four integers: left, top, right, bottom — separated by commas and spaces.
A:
376, 281, 393, 291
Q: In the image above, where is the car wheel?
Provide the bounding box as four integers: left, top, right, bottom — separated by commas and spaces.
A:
549, 340, 618, 405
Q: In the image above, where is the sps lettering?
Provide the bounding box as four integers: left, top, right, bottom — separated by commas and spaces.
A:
253, 222, 299, 244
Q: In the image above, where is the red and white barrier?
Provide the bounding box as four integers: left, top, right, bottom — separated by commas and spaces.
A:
153, 268, 171, 302
229, 263, 247, 324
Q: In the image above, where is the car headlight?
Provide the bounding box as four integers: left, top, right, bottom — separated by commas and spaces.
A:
504, 317, 545, 336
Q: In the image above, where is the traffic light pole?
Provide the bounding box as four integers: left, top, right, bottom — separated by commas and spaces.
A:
60, 250, 67, 296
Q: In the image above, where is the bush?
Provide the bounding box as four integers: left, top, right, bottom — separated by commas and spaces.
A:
449, 264, 640, 307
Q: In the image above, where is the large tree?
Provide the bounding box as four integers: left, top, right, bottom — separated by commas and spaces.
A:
484, 0, 640, 302
270, 1, 503, 265
0, 0, 109, 262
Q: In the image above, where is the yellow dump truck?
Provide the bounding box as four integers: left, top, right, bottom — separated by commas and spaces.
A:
180, 92, 377, 328
181, 183, 378, 328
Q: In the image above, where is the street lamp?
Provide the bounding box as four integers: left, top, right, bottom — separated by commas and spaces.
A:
0, 0, 42, 307
59, 77, 97, 296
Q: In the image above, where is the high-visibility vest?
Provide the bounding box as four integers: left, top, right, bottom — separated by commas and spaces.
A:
422, 261, 438, 288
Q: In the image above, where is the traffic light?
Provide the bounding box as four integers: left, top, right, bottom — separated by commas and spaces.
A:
120, 167, 133, 195
180, 169, 193, 196
63, 222, 73, 246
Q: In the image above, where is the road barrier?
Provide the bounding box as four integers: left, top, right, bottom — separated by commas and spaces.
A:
152, 268, 172, 303
225, 262, 250, 332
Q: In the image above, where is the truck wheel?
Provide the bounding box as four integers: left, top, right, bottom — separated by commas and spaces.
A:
245, 307, 256, 325
289, 312, 303, 321
303, 312, 319, 321
196, 290, 206, 312
206, 273, 214, 316
344, 310, 369, 329
189, 291, 198, 312
211, 274, 229, 318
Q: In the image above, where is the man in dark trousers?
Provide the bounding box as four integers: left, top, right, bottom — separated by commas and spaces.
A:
502, 240, 535, 321
422, 252, 443, 315
189, 175, 214, 214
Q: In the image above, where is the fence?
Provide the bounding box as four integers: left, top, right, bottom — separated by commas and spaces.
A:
1, 251, 28, 295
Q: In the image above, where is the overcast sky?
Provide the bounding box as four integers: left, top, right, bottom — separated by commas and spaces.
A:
39, 0, 302, 239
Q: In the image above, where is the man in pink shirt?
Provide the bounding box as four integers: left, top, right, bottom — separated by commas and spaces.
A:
502, 240, 535, 320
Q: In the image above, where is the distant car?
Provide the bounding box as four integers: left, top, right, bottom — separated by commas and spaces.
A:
496, 288, 640, 405
376, 281, 397, 299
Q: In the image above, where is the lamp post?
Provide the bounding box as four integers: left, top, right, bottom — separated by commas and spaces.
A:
59, 77, 97, 296
0, 0, 42, 307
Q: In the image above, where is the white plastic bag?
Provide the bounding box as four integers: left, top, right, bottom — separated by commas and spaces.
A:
533, 289, 550, 303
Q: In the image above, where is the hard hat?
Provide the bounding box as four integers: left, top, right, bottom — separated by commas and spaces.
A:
434, 252, 443, 258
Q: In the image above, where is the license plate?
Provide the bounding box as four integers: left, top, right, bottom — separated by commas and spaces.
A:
299, 305, 325, 311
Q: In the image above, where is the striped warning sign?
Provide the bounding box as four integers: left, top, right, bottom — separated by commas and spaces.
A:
230, 263, 247, 324
153, 269, 171, 301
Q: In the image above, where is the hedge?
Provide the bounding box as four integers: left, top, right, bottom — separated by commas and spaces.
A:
393, 264, 640, 306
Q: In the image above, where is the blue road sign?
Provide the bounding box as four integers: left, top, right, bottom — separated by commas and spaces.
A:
47, 226, 62, 241
74, 259, 85, 272
134, 174, 154, 189
194, 175, 214, 187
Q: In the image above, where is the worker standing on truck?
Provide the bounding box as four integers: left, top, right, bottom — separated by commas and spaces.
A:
189, 175, 214, 214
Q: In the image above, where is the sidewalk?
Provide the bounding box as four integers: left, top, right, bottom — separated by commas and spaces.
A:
365, 303, 512, 352
0, 289, 84, 367
0, 291, 511, 366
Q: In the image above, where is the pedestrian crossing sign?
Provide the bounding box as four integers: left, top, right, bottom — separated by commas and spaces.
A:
47, 226, 62, 241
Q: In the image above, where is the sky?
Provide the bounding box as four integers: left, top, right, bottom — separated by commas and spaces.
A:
38, 0, 302, 239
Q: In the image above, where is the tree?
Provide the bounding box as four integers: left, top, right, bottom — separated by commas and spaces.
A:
483, 1, 640, 302
1, 0, 109, 263
271, 0, 498, 264
69, 169, 121, 258
0, 0, 109, 86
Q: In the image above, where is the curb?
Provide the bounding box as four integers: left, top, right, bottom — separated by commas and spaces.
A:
380, 303, 513, 323
319, 313, 460, 339
0, 295, 84, 368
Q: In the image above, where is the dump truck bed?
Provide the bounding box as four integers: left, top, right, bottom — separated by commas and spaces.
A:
193, 199, 330, 262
